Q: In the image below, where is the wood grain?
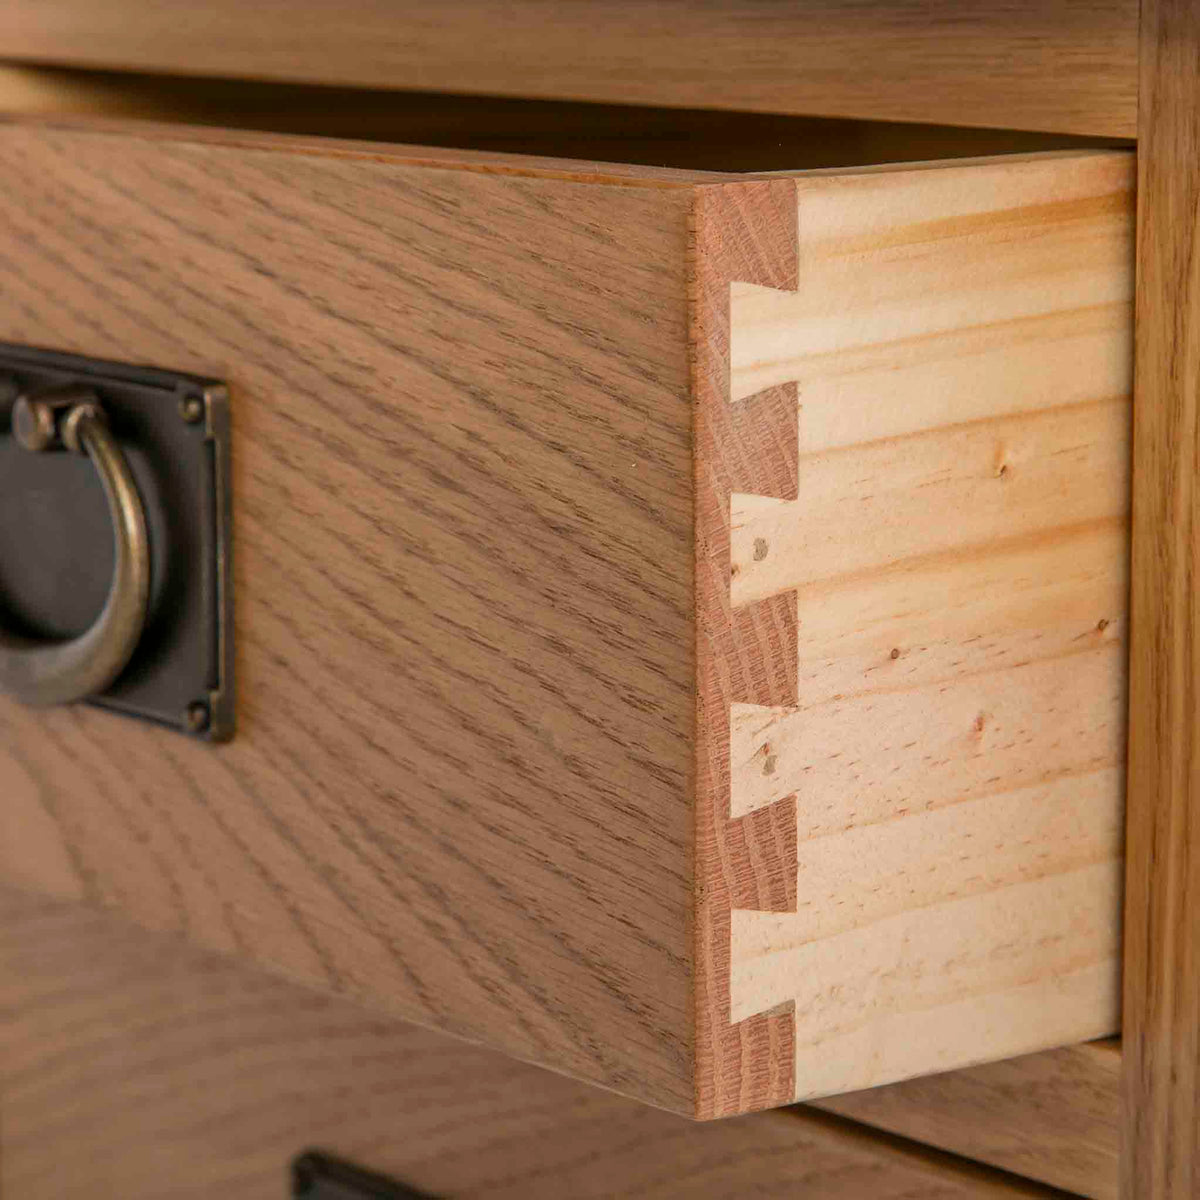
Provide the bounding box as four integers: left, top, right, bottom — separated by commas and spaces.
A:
0, 119, 699, 1111
0, 0, 1138, 137
1121, 0, 1200, 1195
0, 118, 1140, 1117
818, 1040, 1121, 1199
0, 887, 1083, 1199
692, 179, 801, 1118
698, 153, 1134, 1106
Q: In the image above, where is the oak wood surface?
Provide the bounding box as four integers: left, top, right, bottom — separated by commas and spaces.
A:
1121, 1, 1200, 1195
0, 119, 699, 1111
0, 0, 1139, 137
698, 152, 1134, 1109
0, 888, 1081, 1199
817, 1040, 1121, 1199
692, 178, 801, 1117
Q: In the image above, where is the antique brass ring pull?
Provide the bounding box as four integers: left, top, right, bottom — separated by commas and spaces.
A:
0, 384, 150, 707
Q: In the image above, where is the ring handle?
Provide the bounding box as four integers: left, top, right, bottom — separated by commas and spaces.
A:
0, 386, 151, 707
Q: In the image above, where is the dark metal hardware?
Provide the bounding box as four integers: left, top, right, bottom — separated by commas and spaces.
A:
292, 1152, 437, 1199
0, 386, 151, 707
0, 345, 234, 740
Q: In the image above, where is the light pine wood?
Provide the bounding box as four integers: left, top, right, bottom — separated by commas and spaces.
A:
0, 118, 1137, 1117
696, 152, 1134, 1110
0, 0, 1138, 137
1122, 0, 1200, 1195
0, 888, 1087, 1200
817, 1040, 1121, 1199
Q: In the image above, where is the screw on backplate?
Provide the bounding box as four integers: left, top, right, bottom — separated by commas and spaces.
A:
179, 393, 206, 424
185, 701, 211, 734
12, 396, 58, 452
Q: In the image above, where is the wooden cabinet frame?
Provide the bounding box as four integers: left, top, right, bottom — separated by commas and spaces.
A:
1122, 1, 1200, 1196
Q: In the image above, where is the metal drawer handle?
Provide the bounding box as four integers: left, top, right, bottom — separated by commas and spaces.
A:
0, 385, 150, 707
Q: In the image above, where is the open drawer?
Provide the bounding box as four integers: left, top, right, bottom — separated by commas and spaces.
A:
0, 109, 1132, 1118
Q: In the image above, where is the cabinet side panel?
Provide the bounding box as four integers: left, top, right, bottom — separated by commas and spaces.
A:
0, 124, 695, 1110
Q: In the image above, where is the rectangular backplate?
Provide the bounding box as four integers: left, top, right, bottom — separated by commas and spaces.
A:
0, 344, 233, 741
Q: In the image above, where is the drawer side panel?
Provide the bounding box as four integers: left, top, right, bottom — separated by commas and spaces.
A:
694, 152, 1134, 1114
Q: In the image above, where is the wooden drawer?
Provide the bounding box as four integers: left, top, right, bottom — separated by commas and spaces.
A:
0, 887, 1077, 1199
0, 115, 1133, 1118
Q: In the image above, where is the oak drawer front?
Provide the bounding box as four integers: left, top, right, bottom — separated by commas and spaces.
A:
816, 1039, 1121, 1199
0, 121, 1133, 1118
1, 890, 1058, 1200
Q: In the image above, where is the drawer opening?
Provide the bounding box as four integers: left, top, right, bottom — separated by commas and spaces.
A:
0, 64, 1128, 174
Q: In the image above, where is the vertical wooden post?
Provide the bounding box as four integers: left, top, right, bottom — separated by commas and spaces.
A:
1124, 1, 1200, 1195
